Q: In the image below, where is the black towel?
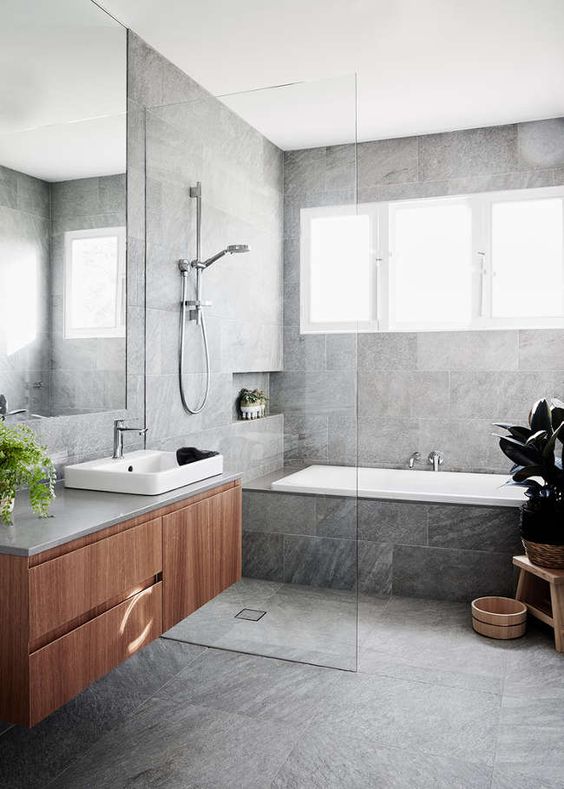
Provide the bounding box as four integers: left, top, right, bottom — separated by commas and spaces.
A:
176, 447, 219, 466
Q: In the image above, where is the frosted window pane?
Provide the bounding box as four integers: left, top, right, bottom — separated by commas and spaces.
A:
392, 202, 472, 324
70, 236, 118, 329
309, 214, 370, 323
491, 199, 563, 318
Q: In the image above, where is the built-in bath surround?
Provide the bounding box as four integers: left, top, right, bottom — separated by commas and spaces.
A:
244, 468, 523, 601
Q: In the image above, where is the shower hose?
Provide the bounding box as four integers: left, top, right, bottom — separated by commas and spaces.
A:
178, 271, 210, 414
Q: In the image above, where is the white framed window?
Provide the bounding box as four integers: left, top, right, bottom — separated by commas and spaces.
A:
64, 227, 126, 339
300, 186, 564, 333
300, 206, 375, 333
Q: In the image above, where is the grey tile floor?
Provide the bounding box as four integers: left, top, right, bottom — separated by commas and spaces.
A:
162, 579, 359, 670
0, 587, 562, 788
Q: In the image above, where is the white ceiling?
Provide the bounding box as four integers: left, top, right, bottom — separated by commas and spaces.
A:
0, 115, 126, 183
3, 0, 563, 177
0, 0, 126, 181
103, 0, 564, 149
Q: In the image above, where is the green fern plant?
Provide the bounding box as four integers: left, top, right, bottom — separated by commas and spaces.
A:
0, 423, 56, 525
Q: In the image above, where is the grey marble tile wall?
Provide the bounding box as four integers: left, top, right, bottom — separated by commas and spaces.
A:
269, 329, 358, 464
243, 490, 356, 589
0, 166, 51, 416
132, 32, 285, 479
243, 489, 521, 600
270, 142, 358, 467
272, 117, 564, 472
49, 174, 126, 416
357, 330, 564, 472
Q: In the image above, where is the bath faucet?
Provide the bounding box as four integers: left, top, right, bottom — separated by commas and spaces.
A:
428, 450, 444, 472
408, 451, 421, 469
113, 419, 148, 459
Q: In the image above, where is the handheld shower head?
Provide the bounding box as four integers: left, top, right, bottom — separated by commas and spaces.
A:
201, 244, 250, 268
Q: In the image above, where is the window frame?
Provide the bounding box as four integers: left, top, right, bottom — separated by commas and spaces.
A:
477, 189, 564, 328
63, 226, 126, 340
300, 204, 379, 334
299, 185, 564, 334
386, 195, 478, 333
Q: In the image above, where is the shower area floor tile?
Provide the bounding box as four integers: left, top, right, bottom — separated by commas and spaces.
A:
162, 579, 560, 679
162, 578, 360, 670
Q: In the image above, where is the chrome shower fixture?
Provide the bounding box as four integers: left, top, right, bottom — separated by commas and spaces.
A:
177, 181, 250, 414
196, 244, 250, 270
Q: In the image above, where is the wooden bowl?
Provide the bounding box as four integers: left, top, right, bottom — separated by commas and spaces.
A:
471, 596, 527, 640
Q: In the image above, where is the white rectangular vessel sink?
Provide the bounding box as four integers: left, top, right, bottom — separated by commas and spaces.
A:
64, 450, 224, 495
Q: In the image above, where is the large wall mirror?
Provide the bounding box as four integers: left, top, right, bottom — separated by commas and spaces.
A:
0, 0, 126, 420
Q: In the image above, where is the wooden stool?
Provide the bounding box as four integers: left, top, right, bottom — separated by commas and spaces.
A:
513, 555, 564, 652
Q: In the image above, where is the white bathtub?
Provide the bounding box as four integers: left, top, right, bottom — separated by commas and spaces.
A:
270, 465, 526, 507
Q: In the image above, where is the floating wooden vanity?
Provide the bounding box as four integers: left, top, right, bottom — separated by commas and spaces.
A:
0, 478, 241, 727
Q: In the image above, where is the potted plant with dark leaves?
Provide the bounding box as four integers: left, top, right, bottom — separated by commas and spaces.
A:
495, 398, 564, 568
0, 422, 56, 526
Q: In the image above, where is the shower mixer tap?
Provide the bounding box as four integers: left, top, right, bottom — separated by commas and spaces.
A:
178, 259, 211, 324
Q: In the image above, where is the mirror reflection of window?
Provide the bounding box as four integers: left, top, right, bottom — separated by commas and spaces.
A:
63, 227, 126, 339
0, 243, 39, 356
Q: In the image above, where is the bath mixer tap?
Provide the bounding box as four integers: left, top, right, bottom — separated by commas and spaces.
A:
408, 451, 421, 469
113, 419, 148, 459
428, 450, 444, 472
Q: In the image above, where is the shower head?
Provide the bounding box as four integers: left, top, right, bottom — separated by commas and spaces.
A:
201, 244, 250, 268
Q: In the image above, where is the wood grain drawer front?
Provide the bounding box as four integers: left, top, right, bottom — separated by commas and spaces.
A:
29, 582, 162, 726
210, 485, 242, 595
163, 486, 242, 630
29, 518, 162, 642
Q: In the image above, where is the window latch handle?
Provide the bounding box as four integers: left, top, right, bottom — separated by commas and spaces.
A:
478, 251, 488, 316
374, 256, 383, 329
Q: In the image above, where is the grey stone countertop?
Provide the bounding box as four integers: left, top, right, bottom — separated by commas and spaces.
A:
0, 472, 241, 557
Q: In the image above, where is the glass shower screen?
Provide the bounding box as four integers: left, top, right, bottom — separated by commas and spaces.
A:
145, 74, 359, 670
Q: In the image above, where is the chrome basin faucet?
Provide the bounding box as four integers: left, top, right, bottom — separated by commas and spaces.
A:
113, 419, 148, 459
408, 451, 421, 469
428, 450, 444, 472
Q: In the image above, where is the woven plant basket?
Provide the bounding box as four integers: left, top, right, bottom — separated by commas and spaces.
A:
523, 539, 564, 570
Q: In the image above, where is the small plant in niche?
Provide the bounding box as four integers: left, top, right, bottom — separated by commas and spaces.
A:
495, 397, 564, 568
238, 389, 268, 420
0, 423, 56, 525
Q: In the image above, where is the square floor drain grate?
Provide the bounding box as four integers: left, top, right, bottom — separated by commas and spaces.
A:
235, 608, 267, 621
